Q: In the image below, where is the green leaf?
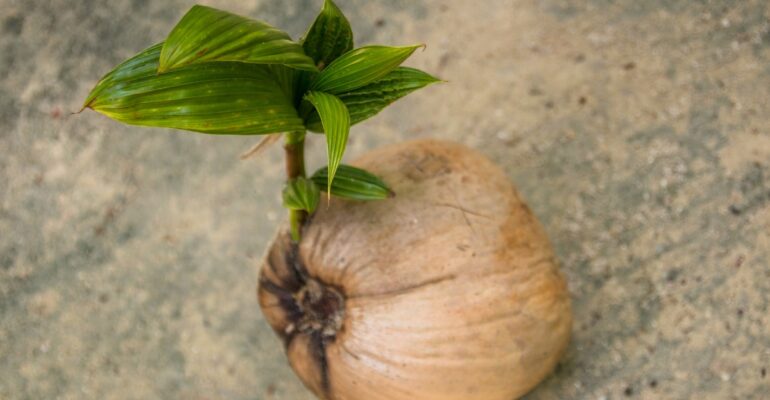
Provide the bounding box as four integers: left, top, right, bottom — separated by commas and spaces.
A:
83, 43, 305, 135
268, 64, 300, 102
306, 66, 440, 132
158, 5, 316, 73
282, 177, 321, 213
293, 0, 354, 103
310, 45, 422, 94
304, 91, 350, 193
302, 0, 354, 69
311, 164, 394, 200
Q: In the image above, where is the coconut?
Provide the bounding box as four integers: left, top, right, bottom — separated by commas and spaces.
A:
258, 139, 572, 400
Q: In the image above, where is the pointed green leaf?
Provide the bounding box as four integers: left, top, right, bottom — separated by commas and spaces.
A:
159, 5, 316, 73
302, 0, 354, 69
83, 43, 304, 135
306, 66, 440, 132
304, 91, 350, 193
282, 177, 321, 213
311, 164, 393, 200
293, 0, 354, 103
310, 45, 422, 94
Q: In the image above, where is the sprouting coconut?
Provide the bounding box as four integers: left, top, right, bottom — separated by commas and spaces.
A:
82, 1, 572, 399
260, 139, 571, 400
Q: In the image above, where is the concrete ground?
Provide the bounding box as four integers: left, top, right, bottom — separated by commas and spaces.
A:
2, 0, 769, 399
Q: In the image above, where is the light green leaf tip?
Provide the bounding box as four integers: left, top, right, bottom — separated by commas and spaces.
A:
304, 91, 350, 195
301, 0, 354, 68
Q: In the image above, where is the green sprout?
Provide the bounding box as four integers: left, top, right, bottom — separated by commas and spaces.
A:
82, 0, 440, 241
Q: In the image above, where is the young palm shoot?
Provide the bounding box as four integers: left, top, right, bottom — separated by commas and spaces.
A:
83, 1, 438, 241
83, 2, 572, 400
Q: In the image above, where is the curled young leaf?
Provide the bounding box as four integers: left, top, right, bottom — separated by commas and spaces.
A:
306, 66, 441, 132
83, 43, 304, 135
159, 5, 317, 73
310, 45, 422, 94
293, 0, 354, 100
302, 0, 354, 69
303, 91, 350, 194
282, 177, 321, 213
311, 164, 394, 200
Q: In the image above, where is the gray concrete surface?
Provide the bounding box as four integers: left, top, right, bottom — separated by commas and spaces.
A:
2, 0, 769, 399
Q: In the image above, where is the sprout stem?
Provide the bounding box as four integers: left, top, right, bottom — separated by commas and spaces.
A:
285, 131, 307, 241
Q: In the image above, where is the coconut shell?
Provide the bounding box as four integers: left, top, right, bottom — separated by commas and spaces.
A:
258, 139, 572, 400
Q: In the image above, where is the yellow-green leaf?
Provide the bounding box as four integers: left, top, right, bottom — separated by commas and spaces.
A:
309, 45, 422, 94
83, 42, 304, 135
283, 177, 321, 213
306, 66, 440, 132
159, 5, 316, 73
304, 91, 350, 193
311, 164, 393, 200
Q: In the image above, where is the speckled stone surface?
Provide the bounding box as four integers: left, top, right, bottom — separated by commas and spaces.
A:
1, 0, 769, 399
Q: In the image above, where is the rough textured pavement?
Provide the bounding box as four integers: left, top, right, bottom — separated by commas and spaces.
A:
1, 0, 769, 399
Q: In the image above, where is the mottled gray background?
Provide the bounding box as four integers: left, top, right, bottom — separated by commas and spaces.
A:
2, 0, 769, 399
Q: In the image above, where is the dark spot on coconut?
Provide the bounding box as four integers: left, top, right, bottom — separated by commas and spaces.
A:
737, 308, 744, 317
310, 331, 332, 394
261, 279, 303, 321
265, 239, 303, 291
285, 241, 310, 284
375, 18, 385, 27
260, 232, 347, 395
578, 96, 587, 105
296, 279, 345, 338
623, 62, 636, 70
